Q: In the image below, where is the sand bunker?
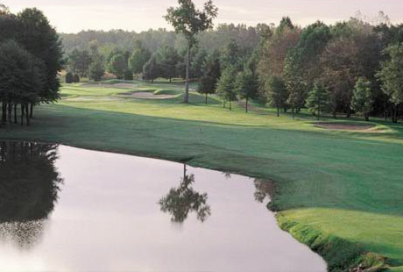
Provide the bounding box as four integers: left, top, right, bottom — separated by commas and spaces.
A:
314, 122, 375, 131
129, 92, 177, 99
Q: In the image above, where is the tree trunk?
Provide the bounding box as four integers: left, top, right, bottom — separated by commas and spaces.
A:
277, 107, 280, 117
20, 104, 24, 126
245, 98, 248, 113
1, 101, 6, 125
30, 103, 34, 118
14, 103, 17, 124
8, 102, 12, 124
205, 93, 208, 104
292, 107, 295, 119
229, 100, 232, 111
26, 104, 30, 126
184, 41, 191, 104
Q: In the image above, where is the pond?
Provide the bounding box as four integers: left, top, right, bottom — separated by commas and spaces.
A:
0, 141, 327, 272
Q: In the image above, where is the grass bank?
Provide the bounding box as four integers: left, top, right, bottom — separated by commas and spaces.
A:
1, 80, 403, 271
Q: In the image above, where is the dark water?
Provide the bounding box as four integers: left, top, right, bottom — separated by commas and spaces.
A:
0, 142, 327, 272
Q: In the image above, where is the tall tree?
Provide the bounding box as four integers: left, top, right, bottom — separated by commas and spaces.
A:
351, 78, 374, 121
165, 0, 218, 103
234, 71, 259, 113
216, 67, 237, 110
377, 43, 403, 123
17, 8, 63, 115
284, 48, 306, 118
108, 53, 128, 79
157, 45, 179, 82
143, 55, 160, 82
68, 49, 92, 77
265, 76, 288, 117
129, 40, 151, 74
306, 81, 330, 120
89, 56, 105, 82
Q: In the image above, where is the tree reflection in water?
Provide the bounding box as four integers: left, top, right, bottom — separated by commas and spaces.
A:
159, 164, 211, 223
0, 141, 63, 248
253, 179, 275, 203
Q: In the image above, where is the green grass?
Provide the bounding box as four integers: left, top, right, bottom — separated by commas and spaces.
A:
2, 80, 403, 271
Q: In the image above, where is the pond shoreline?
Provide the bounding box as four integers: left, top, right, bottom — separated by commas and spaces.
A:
0, 138, 387, 272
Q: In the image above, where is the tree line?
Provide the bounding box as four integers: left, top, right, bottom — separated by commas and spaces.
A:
65, 0, 403, 123
0, 4, 63, 127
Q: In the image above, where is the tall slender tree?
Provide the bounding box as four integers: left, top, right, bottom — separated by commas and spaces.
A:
165, 0, 218, 103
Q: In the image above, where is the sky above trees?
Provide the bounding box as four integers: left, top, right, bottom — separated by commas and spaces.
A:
5, 0, 403, 33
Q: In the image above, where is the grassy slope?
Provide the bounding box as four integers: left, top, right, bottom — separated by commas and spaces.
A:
2, 81, 403, 271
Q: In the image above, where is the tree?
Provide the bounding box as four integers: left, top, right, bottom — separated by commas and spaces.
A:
377, 43, 403, 123
306, 82, 330, 120
165, 0, 218, 103
17, 8, 63, 116
234, 72, 259, 113
124, 69, 134, 80
143, 55, 160, 82
108, 53, 128, 79
284, 48, 306, 118
265, 76, 288, 117
0, 40, 45, 126
320, 37, 361, 117
73, 74, 80, 83
220, 39, 241, 71
89, 56, 105, 82
129, 40, 151, 74
157, 45, 178, 82
191, 48, 207, 79
351, 78, 374, 121
65, 72, 74, 83
198, 76, 216, 104
216, 67, 237, 110
68, 49, 92, 77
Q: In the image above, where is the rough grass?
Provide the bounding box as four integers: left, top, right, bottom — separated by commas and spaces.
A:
1, 80, 403, 271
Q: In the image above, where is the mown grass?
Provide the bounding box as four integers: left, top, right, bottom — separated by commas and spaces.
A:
1, 80, 403, 271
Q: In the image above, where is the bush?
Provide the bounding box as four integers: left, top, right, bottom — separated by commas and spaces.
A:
73, 74, 80, 83
124, 69, 134, 81
65, 72, 74, 83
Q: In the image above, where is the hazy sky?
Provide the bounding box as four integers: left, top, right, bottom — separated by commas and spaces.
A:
5, 0, 403, 33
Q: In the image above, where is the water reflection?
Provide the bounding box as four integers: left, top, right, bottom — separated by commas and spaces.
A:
159, 164, 211, 223
0, 141, 63, 248
254, 179, 275, 203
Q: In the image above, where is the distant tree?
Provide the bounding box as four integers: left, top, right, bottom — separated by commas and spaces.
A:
320, 37, 361, 117
265, 76, 288, 117
258, 20, 301, 78
129, 40, 151, 74
234, 72, 259, 113
216, 67, 237, 110
220, 39, 241, 71
124, 69, 134, 80
351, 78, 373, 121
277, 16, 295, 34
198, 76, 216, 104
89, 56, 105, 82
108, 53, 128, 79
284, 48, 306, 118
191, 48, 208, 79
65, 72, 74, 83
165, 0, 218, 103
306, 81, 330, 120
157, 45, 178, 82
73, 74, 80, 83
143, 55, 160, 82
377, 43, 403, 123
68, 49, 92, 77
